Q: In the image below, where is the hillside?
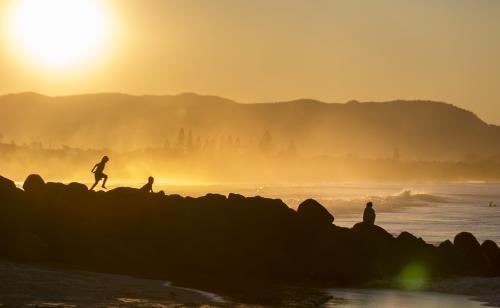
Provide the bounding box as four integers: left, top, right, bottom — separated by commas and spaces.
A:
1, 92, 499, 160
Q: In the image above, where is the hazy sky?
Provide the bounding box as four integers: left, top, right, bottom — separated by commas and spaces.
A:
1, 0, 500, 123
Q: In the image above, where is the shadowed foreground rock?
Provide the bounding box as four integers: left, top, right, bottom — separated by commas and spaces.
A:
0, 174, 499, 286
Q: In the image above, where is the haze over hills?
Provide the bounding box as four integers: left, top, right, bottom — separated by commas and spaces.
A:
1, 92, 499, 160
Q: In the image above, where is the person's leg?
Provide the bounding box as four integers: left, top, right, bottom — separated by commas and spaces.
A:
101, 174, 108, 188
90, 178, 99, 190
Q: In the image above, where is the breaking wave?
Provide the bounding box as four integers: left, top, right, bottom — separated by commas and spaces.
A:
284, 190, 451, 214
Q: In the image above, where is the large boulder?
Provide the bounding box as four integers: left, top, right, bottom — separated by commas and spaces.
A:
197, 193, 227, 205
67, 182, 89, 195
481, 240, 500, 275
246, 196, 289, 210
46, 182, 88, 197
105, 187, 141, 199
351, 222, 393, 242
45, 182, 67, 193
228, 193, 246, 203
454, 232, 482, 253
453, 232, 488, 275
436, 239, 459, 274
297, 199, 334, 225
438, 239, 454, 250
396, 231, 428, 249
0, 175, 17, 193
0, 175, 19, 205
22, 174, 45, 193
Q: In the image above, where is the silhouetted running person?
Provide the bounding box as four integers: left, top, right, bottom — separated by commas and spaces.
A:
90, 156, 109, 190
363, 202, 376, 225
140, 176, 154, 193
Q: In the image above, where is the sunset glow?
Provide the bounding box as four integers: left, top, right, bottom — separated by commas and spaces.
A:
6, 0, 112, 70
0, 1, 499, 306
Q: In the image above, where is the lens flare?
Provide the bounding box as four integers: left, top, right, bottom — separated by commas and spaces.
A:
398, 262, 429, 291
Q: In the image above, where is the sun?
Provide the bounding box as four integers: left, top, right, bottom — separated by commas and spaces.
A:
6, 0, 112, 70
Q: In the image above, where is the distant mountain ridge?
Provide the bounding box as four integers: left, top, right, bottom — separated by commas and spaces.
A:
1, 92, 499, 160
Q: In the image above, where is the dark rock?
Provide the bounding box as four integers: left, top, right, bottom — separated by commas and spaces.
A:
0, 175, 17, 193
107, 187, 141, 195
228, 193, 246, 203
454, 232, 488, 275
481, 240, 500, 275
351, 222, 393, 242
198, 193, 227, 205
22, 174, 45, 193
165, 194, 185, 203
46, 182, 67, 193
45, 182, 87, 197
297, 199, 334, 225
100, 187, 144, 205
436, 239, 459, 274
438, 239, 454, 250
397, 231, 418, 242
7, 232, 49, 262
482, 240, 500, 258
396, 231, 428, 250
67, 182, 89, 194
454, 232, 482, 253
247, 196, 289, 210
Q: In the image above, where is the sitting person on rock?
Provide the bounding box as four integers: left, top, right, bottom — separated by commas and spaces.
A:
363, 202, 376, 225
140, 176, 154, 193
90, 156, 109, 190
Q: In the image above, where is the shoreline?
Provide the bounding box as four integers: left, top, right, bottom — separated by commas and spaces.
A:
426, 277, 500, 307
1, 260, 498, 307
162, 281, 227, 303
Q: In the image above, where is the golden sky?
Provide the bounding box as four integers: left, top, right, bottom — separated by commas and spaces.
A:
1, 0, 500, 123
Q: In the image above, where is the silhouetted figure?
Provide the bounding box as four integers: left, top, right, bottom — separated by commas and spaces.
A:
363, 202, 376, 225
140, 176, 154, 193
90, 156, 109, 190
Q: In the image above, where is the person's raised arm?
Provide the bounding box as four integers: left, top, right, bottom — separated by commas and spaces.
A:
91, 164, 97, 173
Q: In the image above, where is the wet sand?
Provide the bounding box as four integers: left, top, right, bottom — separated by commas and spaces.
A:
1, 260, 499, 307
0, 261, 221, 307
427, 277, 500, 307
